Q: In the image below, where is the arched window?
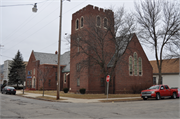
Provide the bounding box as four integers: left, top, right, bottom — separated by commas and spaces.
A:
64, 73, 66, 83
104, 18, 107, 28
134, 52, 138, 76
138, 57, 142, 76
97, 16, 100, 27
129, 56, 133, 75
81, 17, 83, 28
76, 19, 79, 30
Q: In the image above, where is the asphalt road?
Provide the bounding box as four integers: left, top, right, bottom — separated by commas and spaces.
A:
0, 93, 180, 119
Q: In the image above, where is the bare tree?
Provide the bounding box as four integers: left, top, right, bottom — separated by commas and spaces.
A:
70, 6, 135, 94
38, 66, 53, 96
134, 0, 180, 84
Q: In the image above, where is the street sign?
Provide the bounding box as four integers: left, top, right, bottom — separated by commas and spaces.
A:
106, 75, 110, 100
106, 75, 110, 82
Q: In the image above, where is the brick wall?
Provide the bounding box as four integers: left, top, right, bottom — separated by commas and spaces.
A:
114, 34, 153, 93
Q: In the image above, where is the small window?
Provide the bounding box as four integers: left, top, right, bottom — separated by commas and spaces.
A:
134, 52, 138, 76
164, 85, 169, 89
97, 16, 100, 27
153, 77, 156, 85
129, 56, 133, 75
81, 17, 83, 28
104, 18, 107, 28
55, 72, 57, 81
64, 73, 66, 83
76, 19, 79, 30
77, 78, 80, 86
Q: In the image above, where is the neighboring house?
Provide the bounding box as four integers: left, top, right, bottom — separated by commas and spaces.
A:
3, 60, 12, 85
0, 64, 4, 84
70, 5, 153, 94
150, 58, 179, 88
2, 60, 28, 86
26, 50, 70, 90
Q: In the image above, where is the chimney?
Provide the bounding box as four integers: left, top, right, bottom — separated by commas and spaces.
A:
55, 51, 58, 54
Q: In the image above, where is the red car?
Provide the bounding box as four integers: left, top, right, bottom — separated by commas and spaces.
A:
141, 85, 178, 100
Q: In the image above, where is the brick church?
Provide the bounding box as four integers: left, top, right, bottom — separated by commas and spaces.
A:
25, 4, 153, 94
69, 5, 153, 94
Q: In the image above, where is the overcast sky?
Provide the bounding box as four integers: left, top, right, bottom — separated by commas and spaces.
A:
0, 0, 156, 64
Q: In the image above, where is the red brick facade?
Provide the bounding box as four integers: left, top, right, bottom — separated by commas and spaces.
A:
70, 5, 153, 94
26, 51, 70, 90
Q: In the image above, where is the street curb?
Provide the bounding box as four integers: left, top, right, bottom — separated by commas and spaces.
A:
15, 94, 71, 103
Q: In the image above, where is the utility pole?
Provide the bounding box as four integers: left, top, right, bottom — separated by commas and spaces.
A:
57, 0, 63, 100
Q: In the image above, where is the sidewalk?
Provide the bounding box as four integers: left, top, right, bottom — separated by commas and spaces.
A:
16, 90, 140, 103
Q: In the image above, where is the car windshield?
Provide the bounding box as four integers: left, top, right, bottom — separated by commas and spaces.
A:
149, 85, 159, 89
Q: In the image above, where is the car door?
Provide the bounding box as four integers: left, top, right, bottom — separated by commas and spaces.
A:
159, 85, 166, 97
164, 85, 171, 96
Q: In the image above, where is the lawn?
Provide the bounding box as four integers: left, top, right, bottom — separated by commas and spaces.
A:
25, 90, 140, 99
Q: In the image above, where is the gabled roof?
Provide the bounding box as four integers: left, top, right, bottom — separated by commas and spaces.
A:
33, 51, 70, 66
150, 58, 179, 74
107, 33, 134, 67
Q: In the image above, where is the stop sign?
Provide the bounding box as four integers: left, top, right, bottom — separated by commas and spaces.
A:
106, 75, 110, 82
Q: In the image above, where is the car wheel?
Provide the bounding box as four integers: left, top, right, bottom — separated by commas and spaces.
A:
172, 92, 177, 99
156, 93, 161, 100
13, 93, 16, 95
143, 97, 147, 100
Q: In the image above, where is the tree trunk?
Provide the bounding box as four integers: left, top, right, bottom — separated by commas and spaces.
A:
22, 81, 24, 94
43, 81, 44, 97
17, 83, 19, 90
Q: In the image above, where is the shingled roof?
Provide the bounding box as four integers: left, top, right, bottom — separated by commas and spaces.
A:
107, 33, 134, 67
33, 51, 70, 72
150, 58, 179, 74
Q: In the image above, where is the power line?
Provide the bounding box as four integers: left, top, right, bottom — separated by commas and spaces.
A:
3, 17, 59, 53
3, 0, 88, 52
3, 0, 54, 44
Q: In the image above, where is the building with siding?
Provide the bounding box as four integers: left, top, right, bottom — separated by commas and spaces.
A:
150, 58, 179, 88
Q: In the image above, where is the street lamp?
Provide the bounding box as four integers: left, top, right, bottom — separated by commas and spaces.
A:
32, 0, 70, 100
32, 3, 37, 13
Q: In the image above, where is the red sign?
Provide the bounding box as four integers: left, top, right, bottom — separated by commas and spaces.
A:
106, 75, 110, 82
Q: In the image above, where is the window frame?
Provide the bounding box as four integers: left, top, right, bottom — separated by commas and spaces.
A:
138, 57, 142, 76
129, 56, 133, 76
64, 73, 67, 83
77, 78, 80, 86
80, 16, 84, 28
103, 17, 108, 29
75, 19, 79, 30
133, 52, 138, 76
96, 16, 101, 27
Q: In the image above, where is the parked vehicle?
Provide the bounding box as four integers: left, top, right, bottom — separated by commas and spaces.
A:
1, 86, 16, 95
177, 89, 180, 98
141, 85, 178, 100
